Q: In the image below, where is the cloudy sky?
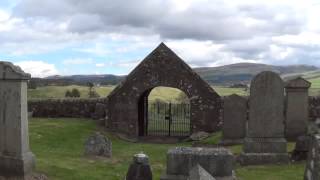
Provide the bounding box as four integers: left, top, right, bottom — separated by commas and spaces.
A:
1, 0, 320, 77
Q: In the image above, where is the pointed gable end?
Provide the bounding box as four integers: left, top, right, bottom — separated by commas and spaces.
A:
106, 43, 221, 137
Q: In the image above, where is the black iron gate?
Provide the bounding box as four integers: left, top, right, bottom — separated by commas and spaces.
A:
145, 102, 191, 137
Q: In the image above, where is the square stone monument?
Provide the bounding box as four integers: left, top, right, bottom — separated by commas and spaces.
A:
221, 94, 247, 145
0, 62, 35, 178
285, 77, 311, 141
240, 71, 289, 165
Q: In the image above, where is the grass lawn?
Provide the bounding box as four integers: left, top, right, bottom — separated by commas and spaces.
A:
30, 118, 305, 180
28, 85, 115, 99
28, 85, 248, 102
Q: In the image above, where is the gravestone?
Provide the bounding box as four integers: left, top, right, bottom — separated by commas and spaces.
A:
240, 71, 289, 165
188, 164, 215, 180
292, 135, 311, 161
221, 94, 247, 145
304, 134, 320, 180
285, 77, 311, 141
126, 153, 152, 180
160, 147, 236, 180
84, 132, 112, 157
0, 61, 35, 178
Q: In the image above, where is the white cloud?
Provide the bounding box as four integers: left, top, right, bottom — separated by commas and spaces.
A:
95, 63, 105, 67
14, 61, 59, 78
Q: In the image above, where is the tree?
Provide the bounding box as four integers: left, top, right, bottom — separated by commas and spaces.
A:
71, 88, 81, 97
87, 82, 100, 98
65, 90, 72, 97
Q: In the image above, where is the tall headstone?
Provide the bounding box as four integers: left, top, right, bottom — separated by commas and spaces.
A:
0, 61, 35, 178
240, 71, 289, 165
304, 134, 320, 180
221, 94, 247, 145
285, 77, 311, 141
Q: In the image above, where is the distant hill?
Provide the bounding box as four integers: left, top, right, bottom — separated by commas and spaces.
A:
194, 63, 319, 85
31, 63, 318, 86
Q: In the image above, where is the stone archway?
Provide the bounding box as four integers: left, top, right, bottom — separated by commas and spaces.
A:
106, 43, 221, 137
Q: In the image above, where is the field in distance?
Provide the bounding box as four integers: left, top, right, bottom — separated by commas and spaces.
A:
27, 85, 249, 101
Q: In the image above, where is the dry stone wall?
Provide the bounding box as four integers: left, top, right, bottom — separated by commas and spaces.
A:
28, 96, 320, 123
28, 98, 107, 119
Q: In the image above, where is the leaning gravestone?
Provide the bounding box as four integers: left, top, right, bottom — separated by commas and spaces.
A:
240, 71, 289, 165
0, 61, 35, 178
84, 132, 112, 157
221, 94, 247, 145
304, 134, 320, 180
126, 153, 152, 180
160, 147, 236, 180
285, 77, 311, 140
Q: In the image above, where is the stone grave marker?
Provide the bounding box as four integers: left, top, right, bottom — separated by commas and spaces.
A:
84, 132, 112, 157
240, 71, 289, 165
0, 61, 35, 178
160, 147, 236, 180
221, 94, 247, 145
285, 77, 311, 140
126, 153, 152, 180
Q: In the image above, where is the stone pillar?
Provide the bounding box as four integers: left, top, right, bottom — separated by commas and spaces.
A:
126, 153, 152, 180
221, 94, 247, 145
0, 62, 35, 178
285, 77, 311, 141
240, 71, 289, 165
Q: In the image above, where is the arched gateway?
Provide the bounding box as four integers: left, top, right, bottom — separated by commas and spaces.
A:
106, 43, 221, 137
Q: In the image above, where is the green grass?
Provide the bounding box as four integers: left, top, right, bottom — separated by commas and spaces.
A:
28, 85, 114, 99
30, 118, 305, 180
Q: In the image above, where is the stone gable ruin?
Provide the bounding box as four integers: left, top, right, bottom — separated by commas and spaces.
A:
106, 43, 221, 137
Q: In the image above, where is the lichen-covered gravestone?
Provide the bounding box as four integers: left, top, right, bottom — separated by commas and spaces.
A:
84, 132, 112, 157
285, 77, 311, 140
221, 94, 247, 145
240, 71, 289, 165
304, 134, 320, 180
160, 147, 236, 180
0, 61, 35, 178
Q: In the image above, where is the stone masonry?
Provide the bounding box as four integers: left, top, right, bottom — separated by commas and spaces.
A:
240, 71, 289, 165
0, 61, 35, 178
106, 43, 221, 137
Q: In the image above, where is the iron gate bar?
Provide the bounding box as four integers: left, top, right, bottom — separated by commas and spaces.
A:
146, 101, 190, 137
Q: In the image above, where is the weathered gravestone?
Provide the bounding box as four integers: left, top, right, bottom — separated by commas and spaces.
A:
221, 94, 247, 145
240, 71, 289, 165
84, 132, 112, 157
285, 77, 311, 141
160, 147, 236, 180
126, 153, 152, 180
0, 61, 35, 178
304, 134, 320, 180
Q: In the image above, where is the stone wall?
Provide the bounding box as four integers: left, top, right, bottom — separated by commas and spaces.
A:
28, 98, 107, 119
28, 96, 320, 122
